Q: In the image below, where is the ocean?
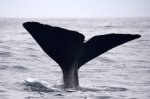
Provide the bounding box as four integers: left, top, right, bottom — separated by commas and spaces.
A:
0, 17, 150, 99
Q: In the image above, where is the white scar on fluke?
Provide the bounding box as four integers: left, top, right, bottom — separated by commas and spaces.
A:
23, 22, 141, 89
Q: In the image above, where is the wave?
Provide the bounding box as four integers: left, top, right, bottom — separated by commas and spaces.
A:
0, 65, 9, 70
0, 89, 6, 93
0, 40, 3, 43
0, 65, 29, 71
97, 57, 116, 63
0, 51, 12, 57
24, 78, 61, 92
12, 66, 29, 71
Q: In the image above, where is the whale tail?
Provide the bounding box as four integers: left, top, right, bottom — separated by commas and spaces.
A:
23, 22, 141, 88
78, 34, 141, 68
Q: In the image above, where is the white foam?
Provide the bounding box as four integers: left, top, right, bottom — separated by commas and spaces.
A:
25, 78, 60, 92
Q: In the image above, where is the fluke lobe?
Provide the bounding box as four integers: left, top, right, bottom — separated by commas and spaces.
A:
23, 22, 141, 89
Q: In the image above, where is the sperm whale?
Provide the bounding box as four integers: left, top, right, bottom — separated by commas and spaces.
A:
23, 22, 141, 89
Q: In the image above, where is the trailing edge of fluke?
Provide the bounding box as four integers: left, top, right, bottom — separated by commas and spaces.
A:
23, 22, 141, 88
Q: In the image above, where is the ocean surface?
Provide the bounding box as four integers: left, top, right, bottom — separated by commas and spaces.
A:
0, 17, 150, 99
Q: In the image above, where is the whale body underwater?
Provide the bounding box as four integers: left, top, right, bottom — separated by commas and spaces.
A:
23, 22, 141, 89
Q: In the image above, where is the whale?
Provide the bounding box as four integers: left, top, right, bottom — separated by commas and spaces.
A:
23, 22, 141, 89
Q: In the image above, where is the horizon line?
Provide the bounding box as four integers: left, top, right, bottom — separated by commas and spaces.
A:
0, 16, 150, 19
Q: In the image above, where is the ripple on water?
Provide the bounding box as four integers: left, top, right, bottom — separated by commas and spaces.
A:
0, 95, 9, 99
9, 66, 29, 73
94, 86, 128, 92
0, 51, 12, 57
0, 45, 11, 49
0, 65, 9, 70
20, 32, 27, 34
104, 87, 127, 92
94, 96, 113, 99
12, 66, 29, 70
0, 65, 29, 71
0, 89, 6, 93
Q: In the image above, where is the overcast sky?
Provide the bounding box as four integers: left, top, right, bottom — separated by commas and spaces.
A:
0, 0, 150, 17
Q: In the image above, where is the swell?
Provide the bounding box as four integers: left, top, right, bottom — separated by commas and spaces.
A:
0, 51, 12, 57
0, 65, 29, 71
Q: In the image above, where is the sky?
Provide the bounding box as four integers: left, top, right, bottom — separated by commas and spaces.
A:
0, 0, 150, 17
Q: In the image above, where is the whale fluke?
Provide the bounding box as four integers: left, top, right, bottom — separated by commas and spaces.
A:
23, 22, 141, 88
23, 22, 84, 70
78, 34, 141, 68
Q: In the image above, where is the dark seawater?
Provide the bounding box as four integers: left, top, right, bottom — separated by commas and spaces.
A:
0, 17, 150, 99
